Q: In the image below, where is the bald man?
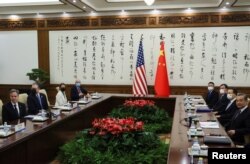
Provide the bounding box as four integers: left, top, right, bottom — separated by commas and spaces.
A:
70, 80, 88, 101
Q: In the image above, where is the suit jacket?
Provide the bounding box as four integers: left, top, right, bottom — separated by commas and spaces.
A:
2, 102, 26, 123
27, 93, 49, 114
225, 108, 250, 144
70, 85, 88, 101
218, 100, 238, 126
204, 90, 219, 109
213, 93, 230, 112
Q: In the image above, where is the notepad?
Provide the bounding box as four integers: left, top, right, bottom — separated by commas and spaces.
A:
24, 115, 37, 119
32, 116, 48, 122
199, 122, 219, 129
78, 100, 91, 104
53, 106, 72, 110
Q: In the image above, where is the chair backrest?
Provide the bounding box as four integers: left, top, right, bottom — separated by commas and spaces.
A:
19, 93, 28, 109
39, 89, 50, 106
0, 99, 3, 125
248, 98, 250, 108
244, 134, 250, 144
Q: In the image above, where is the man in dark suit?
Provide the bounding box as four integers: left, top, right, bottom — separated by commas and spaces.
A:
225, 93, 250, 145
70, 79, 89, 101
27, 83, 49, 114
204, 82, 219, 109
212, 83, 230, 113
216, 88, 238, 126
2, 89, 26, 123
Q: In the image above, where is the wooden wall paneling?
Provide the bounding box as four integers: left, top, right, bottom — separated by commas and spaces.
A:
37, 30, 50, 73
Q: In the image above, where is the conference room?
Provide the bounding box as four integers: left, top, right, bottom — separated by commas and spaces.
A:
1, 0, 250, 163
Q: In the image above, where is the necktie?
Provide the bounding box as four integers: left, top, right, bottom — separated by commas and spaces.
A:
13, 104, 19, 117
225, 101, 232, 111
232, 110, 240, 120
37, 94, 43, 109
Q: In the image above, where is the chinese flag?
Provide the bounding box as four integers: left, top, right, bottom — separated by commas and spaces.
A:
154, 41, 170, 97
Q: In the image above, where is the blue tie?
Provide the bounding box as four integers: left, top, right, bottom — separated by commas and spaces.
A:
37, 94, 43, 109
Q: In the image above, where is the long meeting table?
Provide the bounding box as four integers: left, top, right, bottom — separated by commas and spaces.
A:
0, 94, 234, 163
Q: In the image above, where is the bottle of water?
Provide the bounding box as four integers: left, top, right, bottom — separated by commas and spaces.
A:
197, 157, 204, 164
190, 154, 194, 164
184, 91, 188, 100
4, 122, 8, 135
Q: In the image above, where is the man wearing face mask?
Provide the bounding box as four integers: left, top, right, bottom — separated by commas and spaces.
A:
212, 83, 230, 112
216, 88, 238, 126
27, 83, 49, 114
55, 83, 68, 106
70, 79, 89, 101
225, 93, 250, 145
204, 82, 219, 109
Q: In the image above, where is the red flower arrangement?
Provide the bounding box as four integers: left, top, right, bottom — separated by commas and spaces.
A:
89, 117, 144, 136
123, 99, 155, 107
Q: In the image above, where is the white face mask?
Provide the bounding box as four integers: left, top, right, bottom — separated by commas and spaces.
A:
227, 94, 233, 100
219, 89, 225, 94
208, 86, 214, 91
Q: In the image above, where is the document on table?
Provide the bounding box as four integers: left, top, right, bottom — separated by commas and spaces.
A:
199, 122, 219, 129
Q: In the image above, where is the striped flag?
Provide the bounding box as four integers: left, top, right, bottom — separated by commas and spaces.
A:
132, 37, 148, 96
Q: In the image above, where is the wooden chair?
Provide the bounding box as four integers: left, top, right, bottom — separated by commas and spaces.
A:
244, 134, 250, 144
19, 93, 28, 111
39, 89, 51, 106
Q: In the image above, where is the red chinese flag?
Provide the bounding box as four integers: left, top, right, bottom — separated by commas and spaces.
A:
154, 41, 170, 97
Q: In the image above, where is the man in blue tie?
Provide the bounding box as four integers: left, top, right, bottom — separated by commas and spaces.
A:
70, 79, 89, 101
27, 83, 49, 114
204, 82, 218, 109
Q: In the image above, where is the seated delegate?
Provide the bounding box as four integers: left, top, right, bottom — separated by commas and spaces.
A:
212, 83, 230, 112
216, 88, 238, 126
225, 93, 250, 145
55, 83, 68, 106
2, 89, 26, 123
27, 83, 49, 114
70, 79, 89, 101
204, 81, 218, 109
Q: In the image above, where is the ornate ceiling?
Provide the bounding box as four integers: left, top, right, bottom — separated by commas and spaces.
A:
0, 0, 249, 18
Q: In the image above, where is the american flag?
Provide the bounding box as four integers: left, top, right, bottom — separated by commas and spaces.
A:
132, 38, 148, 96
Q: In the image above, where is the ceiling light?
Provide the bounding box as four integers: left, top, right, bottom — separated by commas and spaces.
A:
9, 15, 20, 20
226, 2, 230, 5
0, 0, 61, 6
83, 6, 86, 9
144, 0, 155, 6
151, 9, 159, 14
90, 11, 97, 16
73, 0, 76, 3
120, 10, 127, 16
